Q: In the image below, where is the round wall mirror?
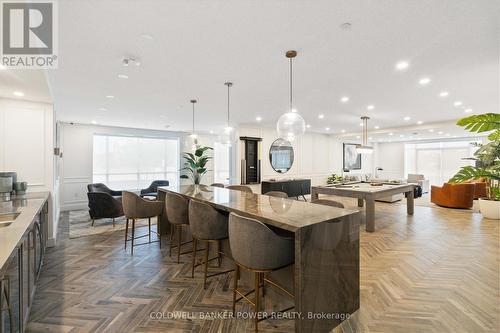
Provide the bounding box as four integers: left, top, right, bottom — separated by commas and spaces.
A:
269, 138, 294, 173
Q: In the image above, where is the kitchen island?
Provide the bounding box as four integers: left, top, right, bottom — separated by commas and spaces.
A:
0, 192, 49, 333
158, 185, 360, 333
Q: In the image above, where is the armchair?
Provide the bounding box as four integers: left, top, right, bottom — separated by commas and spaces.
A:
87, 183, 122, 197
87, 192, 124, 226
406, 174, 430, 194
140, 180, 169, 199
430, 183, 475, 209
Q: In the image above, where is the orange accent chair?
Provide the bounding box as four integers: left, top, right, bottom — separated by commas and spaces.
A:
467, 179, 487, 199
431, 183, 475, 209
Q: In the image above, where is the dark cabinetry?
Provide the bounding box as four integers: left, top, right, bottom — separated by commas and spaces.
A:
240, 137, 261, 184
261, 179, 311, 200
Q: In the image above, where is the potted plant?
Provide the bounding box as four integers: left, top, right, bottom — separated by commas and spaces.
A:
180, 146, 213, 185
327, 172, 343, 184
449, 113, 499, 219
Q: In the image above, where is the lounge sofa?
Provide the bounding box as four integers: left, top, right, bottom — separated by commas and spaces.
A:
87, 183, 124, 226
430, 183, 475, 209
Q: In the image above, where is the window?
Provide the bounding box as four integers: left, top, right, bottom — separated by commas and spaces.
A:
93, 134, 179, 190
214, 142, 230, 184
404, 140, 479, 186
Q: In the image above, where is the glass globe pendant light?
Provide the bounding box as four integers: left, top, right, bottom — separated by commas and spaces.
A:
222, 81, 235, 147
276, 50, 306, 141
189, 99, 198, 151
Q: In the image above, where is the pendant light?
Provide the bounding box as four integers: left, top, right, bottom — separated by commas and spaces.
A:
223, 82, 235, 146
276, 50, 306, 141
356, 116, 373, 154
190, 99, 198, 150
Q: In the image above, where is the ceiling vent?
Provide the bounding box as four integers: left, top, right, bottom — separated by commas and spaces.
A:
122, 56, 141, 67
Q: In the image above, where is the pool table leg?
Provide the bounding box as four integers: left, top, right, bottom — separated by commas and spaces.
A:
406, 190, 414, 215
365, 197, 375, 232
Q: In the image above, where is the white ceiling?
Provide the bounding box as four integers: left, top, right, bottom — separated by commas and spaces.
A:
44, 0, 498, 135
0, 69, 52, 103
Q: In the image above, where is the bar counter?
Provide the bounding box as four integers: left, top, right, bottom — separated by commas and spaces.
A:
158, 185, 360, 332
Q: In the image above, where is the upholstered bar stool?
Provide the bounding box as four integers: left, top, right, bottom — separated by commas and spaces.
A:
264, 191, 288, 198
188, 200, 234, 289
312, 198, 344, 208
226, 185, 253, 193
122, 191, 164, 255
210, 183, 225, 188
166, 192, 194, 263
229, 213, 295, 332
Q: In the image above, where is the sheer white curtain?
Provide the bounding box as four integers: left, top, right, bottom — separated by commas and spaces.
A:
93, 134, 179, 190
405, 140, 478, 186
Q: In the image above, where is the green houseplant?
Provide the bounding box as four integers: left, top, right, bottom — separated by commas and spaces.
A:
180, 146, 213, 185
449, 113, 500, 219
327, 172, 343, 184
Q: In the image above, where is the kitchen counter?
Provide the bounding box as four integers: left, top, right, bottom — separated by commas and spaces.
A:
0, 192, 49, 277
158, 185, 360, 333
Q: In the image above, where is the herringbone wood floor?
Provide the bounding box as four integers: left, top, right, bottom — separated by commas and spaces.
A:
26, 198, 499, 333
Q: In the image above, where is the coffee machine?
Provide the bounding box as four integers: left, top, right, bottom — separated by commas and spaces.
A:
0, 172, 17, 202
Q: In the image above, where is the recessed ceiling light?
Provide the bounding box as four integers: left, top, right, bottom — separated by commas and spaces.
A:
404, 116, 411, 121
367, 105, 375, 110
395, 61, 409, 71
388, 133, 394, 136
325, 127, 330, 131
318, 114, 325, 119
417, 120, 423, 125
117, 74, 129, 79
464, 108, 472, 113
97, 108, 107, 111
374, 125, 380, 129
209, 130, 214, 134
105, 95, 115, 99
418, 77, 431, 85
438, 131, 444, 135
340, 96, 349, 103
341, 129, 346, 133
439, 91, 449, 97
0, 64, 6, 70
256, 116, 262, 121
140, 33, 154, 40
453, 101, 463, 107
356, 135, 360, 139
306, 124, 311, 128
13, 91, 24, 97
368, 137, 373, 140
428, 129, 434, 132
91, 120, 97, 125
359, 123, 364, 127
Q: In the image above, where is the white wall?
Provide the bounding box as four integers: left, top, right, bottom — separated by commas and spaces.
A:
59, 122, 218, 211
236, 126, 375, 191
373, 142, 406, 180
0, 98, 58, 245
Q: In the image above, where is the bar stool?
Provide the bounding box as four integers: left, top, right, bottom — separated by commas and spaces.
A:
188, 200, 233, 289
210, 183, 225, 188
226, 185, 253, 193
122, 191, 164, 255
0, 277, 13, 333
264, 191, 288, 198
166, 192, 193, 263
229, 213, 294, 332
312, 198, 344, 208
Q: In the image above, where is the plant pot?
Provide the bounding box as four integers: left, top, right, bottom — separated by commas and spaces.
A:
479, 198, 500, 220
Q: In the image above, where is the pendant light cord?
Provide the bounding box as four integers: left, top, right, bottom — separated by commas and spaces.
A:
227, 83, 230, 126
289, 57, 293, 111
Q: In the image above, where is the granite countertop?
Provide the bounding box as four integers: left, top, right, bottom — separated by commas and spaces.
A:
0, 192, 49, 275
159, 185, 359, 232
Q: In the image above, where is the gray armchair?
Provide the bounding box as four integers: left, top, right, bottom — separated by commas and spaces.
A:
87, 183, 122, 197
406, 174, 429, 194
87, 192, 123, 226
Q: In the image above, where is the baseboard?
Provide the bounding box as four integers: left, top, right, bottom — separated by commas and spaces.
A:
61, 202, 87, 211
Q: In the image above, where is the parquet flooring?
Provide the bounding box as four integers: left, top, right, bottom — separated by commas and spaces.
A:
26, 198, 499, 333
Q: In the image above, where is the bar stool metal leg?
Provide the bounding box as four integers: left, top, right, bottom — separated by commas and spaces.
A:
191, 238, 197, 278
148, 218, 151, 243
254, 272, 260, 333
131, 218, 136, 255
124, 218, 129, 250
